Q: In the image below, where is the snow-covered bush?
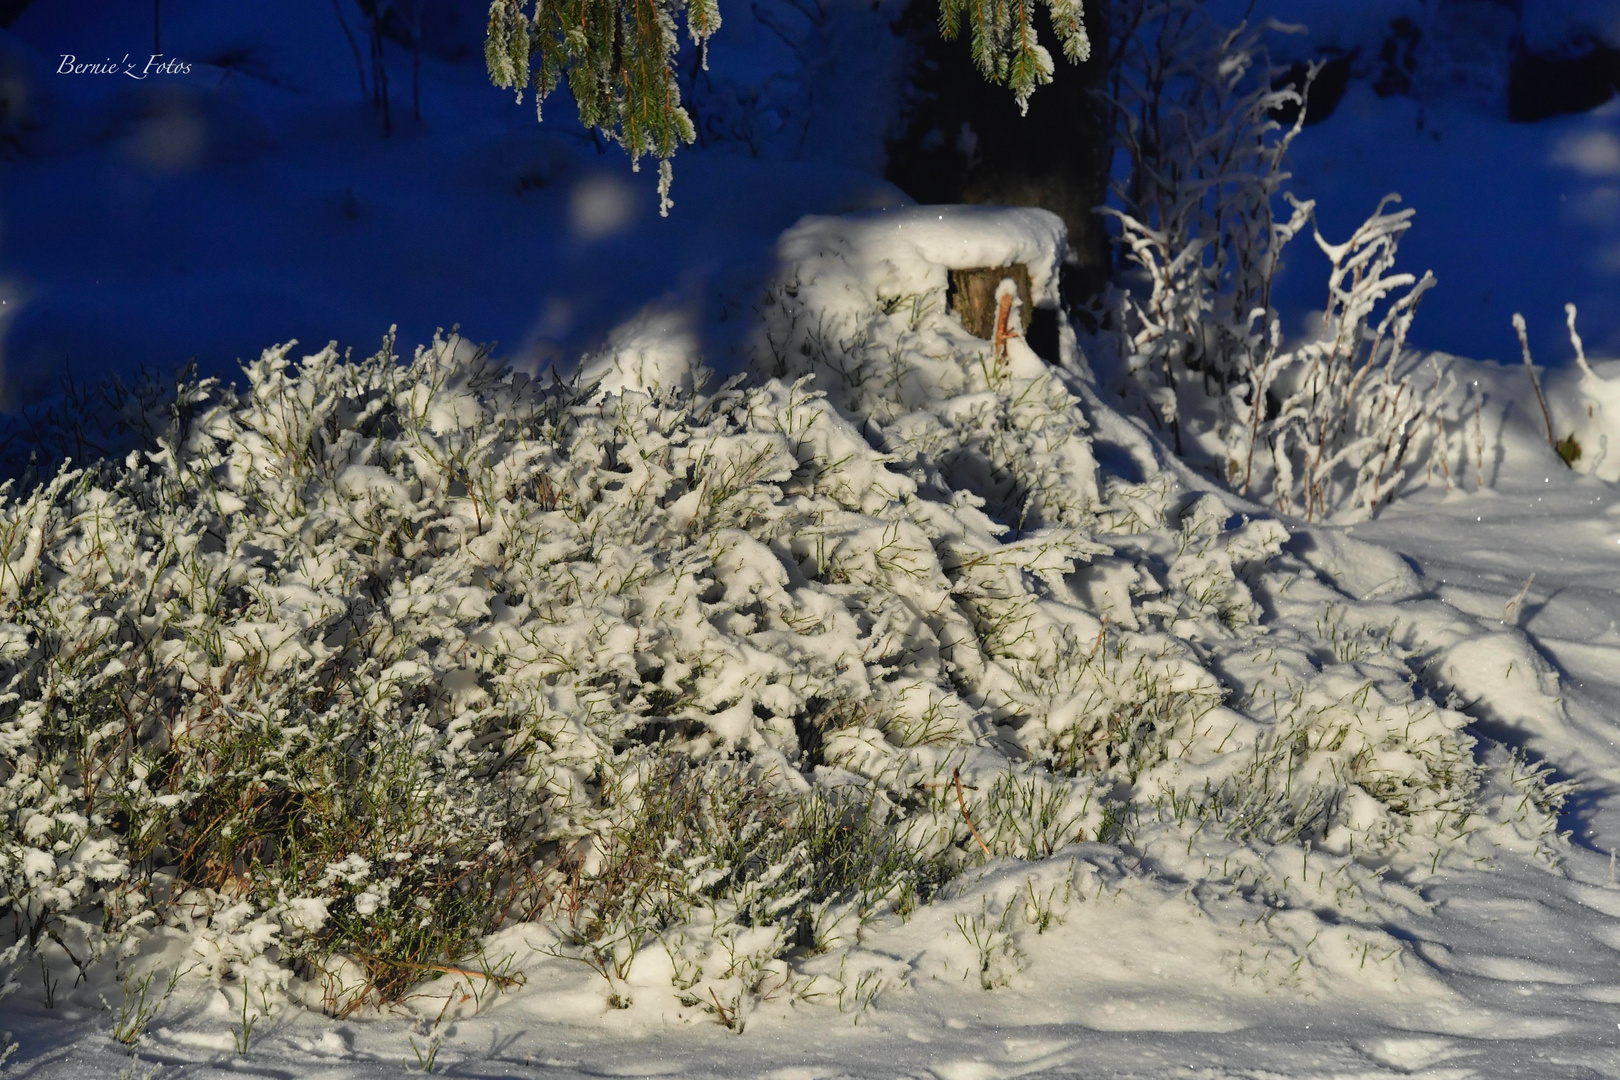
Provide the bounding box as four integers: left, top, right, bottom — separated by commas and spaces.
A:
0, 202, 1572, 1033
0, 336, 981, 1018
1096, 0, 1477, 520
750, 204, 1569, 910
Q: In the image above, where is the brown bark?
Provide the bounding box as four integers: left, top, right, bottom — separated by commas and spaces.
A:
949, 264, 1033, 340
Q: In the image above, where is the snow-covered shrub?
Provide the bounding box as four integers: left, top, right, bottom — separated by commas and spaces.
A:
1226, 196, 1451, 519
0, 326, 1114, 1021
1096, 0, 1476, 520
1102, 0, 1311, 407
751, 204, 1568, 880
0, 204, 1574, 1031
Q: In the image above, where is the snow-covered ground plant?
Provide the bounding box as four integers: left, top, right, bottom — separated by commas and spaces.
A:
0, 204, 1574, 1040
1096, 0, 1477, 521
750, 204, 1571, 939
0, 334, 984, 1025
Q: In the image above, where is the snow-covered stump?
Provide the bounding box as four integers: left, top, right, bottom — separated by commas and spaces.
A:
765, 205, 1077, 390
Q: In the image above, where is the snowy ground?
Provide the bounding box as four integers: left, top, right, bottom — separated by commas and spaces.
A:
11, 849, 1620, 1080
6, 390, 1620, 1079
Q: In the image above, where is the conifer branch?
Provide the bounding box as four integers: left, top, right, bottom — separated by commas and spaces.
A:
483, 0, 1089, 209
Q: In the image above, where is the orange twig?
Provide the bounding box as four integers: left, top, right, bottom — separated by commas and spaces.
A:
993, 290, 1019, 362
953, 767, 993, 857
709, 987, 737, 1029
1088, 614, 1110, 660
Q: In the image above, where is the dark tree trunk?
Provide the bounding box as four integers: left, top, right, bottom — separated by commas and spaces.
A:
886, 0, 1113, 305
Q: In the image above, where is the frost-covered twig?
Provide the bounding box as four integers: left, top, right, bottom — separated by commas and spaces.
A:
1096, 0, 1466, 522
1513, 312, 1559, 455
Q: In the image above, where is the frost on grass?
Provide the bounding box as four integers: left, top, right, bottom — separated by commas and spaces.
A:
0, 209, 1572, 1037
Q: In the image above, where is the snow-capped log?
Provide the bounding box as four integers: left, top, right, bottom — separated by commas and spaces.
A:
773, 206, 1068, 361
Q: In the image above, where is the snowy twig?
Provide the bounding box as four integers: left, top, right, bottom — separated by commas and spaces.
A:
1513, 312, 1559, 456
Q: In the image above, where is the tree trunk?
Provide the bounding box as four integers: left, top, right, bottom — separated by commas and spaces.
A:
886, 0, 1113, 305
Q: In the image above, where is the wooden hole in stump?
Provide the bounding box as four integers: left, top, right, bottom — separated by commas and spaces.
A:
949, 265, 1033, 339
